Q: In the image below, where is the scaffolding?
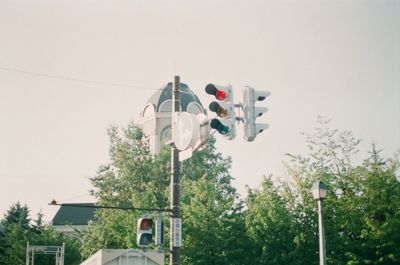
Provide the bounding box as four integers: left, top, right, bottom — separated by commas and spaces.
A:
26, 242, 65, 265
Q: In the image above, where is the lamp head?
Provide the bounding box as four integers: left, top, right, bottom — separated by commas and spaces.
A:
311, 181, 328, 200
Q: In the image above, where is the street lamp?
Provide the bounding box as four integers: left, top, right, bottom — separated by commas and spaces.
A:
312, 181, 327, 265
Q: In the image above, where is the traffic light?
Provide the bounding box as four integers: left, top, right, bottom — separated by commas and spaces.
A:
205, 83, 236, 140
243, 86, 271, 141
136, 217, 153, 247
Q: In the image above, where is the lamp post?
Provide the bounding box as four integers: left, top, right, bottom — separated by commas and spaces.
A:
311, 181, 328, 265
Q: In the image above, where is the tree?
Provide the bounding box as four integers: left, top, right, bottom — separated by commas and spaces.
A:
245, 177, 299, 265
282, 118, 400, 265
80, 122, 247, 265
1, 202, 30, 229
79, 118, 400, 265
180, 138, 251, 265
0, 202, 31, 265
244, 118, 400, 265
335, 147, 400, 265
0, 203, 82, 265
181, 175, 250, 265
80, 123, 168, 257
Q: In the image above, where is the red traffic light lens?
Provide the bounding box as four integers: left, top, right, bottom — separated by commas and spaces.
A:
139, 219, 153, 230
216, 90, 227, 101
205, 84, 229, 101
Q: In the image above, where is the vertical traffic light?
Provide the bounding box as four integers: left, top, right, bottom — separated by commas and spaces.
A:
136, 216, 153, 247
243, 86, 271, 141
205, 83, 236, 140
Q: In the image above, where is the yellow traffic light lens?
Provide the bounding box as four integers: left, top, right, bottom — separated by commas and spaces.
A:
218, 107, 228, 118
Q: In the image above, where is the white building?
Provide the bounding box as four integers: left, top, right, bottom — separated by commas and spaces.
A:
80, 249, 164, 265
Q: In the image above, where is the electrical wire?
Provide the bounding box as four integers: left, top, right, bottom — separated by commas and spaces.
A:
0, 66, 160, 90
56, 194, 94, 203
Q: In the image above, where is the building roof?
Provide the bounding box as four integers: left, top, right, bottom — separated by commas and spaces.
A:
146, 82, 205, 113
80, 249, 164, 265
52, 203, 96, 226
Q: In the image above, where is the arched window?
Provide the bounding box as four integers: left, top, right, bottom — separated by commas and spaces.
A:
141, 103, 155, 118
159, 100, 172, 112
159, 100, 182, 112
187, 102, 204, 114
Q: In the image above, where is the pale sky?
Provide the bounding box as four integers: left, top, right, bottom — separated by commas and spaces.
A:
0, 0, 399, 222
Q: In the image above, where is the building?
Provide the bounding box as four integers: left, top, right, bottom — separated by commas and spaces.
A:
80, 249, 164, 265
138, 82, 205, 154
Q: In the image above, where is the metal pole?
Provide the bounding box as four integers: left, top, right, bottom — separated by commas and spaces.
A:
61, 243, 65, 265
170, 76, 181, 265
26, 242, 30, 265
317, 199, 327, 265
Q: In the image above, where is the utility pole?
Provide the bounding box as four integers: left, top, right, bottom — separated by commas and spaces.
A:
170, 75, 181, 265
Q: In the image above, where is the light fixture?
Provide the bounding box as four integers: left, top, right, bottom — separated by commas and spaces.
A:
312, 181, 328, 200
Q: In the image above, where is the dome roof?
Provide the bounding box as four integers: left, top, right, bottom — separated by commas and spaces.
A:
145, 82, 205, 114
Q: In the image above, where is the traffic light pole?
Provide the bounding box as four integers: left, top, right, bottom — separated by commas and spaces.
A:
170, 75, 181, 265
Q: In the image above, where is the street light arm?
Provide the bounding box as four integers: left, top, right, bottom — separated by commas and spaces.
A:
49, 202, 173, 213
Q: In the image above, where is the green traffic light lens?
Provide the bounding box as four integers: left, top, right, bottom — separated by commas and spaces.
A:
139, 234, 153, 245
210, 119, 230, 135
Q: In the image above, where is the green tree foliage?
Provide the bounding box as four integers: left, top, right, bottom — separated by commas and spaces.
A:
332, 147, 400, 265
181, 175, 250, 265
0, 202, 82, 265
80, 123, 168, 257
80, 122, 248, 265
245, 178, 300, 265
247, 118, 400, 265
1, 202, 30, 229
79, 118, 399, 264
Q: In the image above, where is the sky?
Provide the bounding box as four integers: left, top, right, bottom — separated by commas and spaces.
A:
0, 0, 399, 222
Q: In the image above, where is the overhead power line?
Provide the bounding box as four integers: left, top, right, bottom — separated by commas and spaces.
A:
0, 66, 159, 90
